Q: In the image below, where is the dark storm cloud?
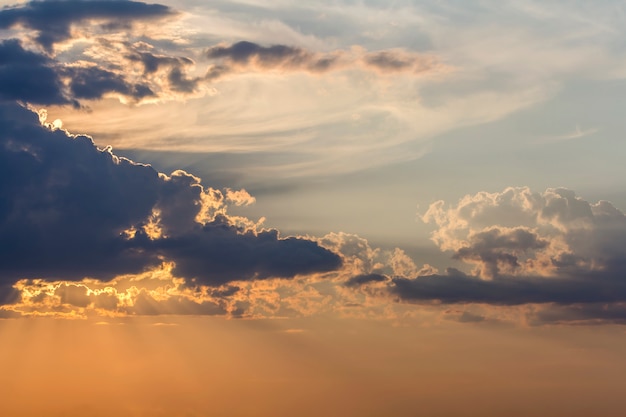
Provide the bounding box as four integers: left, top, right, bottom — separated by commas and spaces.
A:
206, 41, 340, 73
126, 50, 200, 93
0, 102, 341, 285
0, 39, 158, 105
0, 39, 72, 105
530, 303, 626, 325
0, 102, 162, 280
345, 273, 388, 287
390, 268, 626, 306
0, 0, 176, 51
0, 285, 20, 305
126, 51, 193, 74
66, 65, 154, 100
158, 216, 342, 286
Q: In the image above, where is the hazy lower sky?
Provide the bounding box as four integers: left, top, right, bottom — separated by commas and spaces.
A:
2, 0, 626, 415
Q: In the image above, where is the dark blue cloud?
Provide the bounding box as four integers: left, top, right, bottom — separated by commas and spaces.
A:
0, 0, 176, 51
0, 102, 341, 284
0, 39, 72, 105
345, 273, 387, 287
390, 269, 626, 306
126, 50, 200, 93
158, 217, 342, 285
0, 39, 159, 105
66, 65, 154, 100
206, 41, 340, 73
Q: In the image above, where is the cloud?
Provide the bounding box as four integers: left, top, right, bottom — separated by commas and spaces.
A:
225, 188, 256, 206
205, 41, 445, 78
386, 187, 626, 324
420, 186, 626, 278
0, 102, 341, 285
452, 227, 549, 279
0, 39, 73, 105
318, 232, 425, 279
362, 50, 439, 74
0, 0, 176, 51
391, 269, 626, 306
126, 49, 194, 75
1, 265, 233, 318
0, 39, 164, 106
125, 48, 202, 93
66, 64, 155, 101
1, 3, 447, 117
0, 1, 200, 105
206, 41, 341, 73
529, 303, 626, 326
155, 216, 343, 286
344, 273, 387, 288
0, 284, 19, 305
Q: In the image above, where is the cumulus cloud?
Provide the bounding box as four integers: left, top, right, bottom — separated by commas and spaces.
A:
0, 102, 341, 286
318, 232, 424, 279
0, 229, 424, 319
0, 0, 176, 51
420, 187, 626, 278
387, 187, 626, 324
0, 265, 233, 318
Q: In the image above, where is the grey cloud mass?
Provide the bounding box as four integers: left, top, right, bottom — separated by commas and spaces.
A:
0, 0, 176, 51
0, 102, 341, 285
125, 49, 201, 93
0, 39, 73, 105
379, 187, 626, 324
344, 273, 388, 288
390, 269, 626, 306
1, 1, 441, 107
0, 1, 194, 105
205, 41, 441, 78
452, 227, 549, 279
206, 41, 341, 73
66, 65, 155, 101
0, 39, 160, 105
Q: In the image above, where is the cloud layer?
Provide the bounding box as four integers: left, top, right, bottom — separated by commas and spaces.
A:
2, 0, 625, 327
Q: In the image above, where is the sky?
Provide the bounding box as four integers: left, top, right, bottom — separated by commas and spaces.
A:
2, 0, 626, 415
